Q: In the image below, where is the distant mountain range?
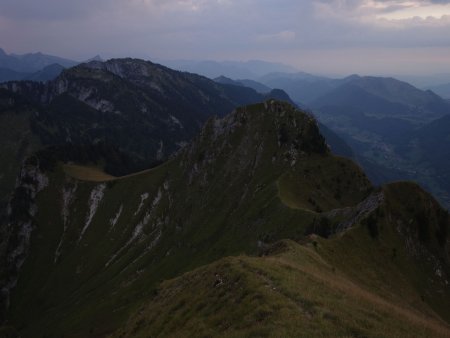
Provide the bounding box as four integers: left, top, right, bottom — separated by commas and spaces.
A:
258, 71, 342, 104
0, 48, 77, 73
0, 63, 67, 83
309, 75, 449, 121
0, 49, 105, 83
160, 59, 298, 79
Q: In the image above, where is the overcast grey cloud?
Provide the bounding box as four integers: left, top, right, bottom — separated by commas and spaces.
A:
0, 0, 449, 75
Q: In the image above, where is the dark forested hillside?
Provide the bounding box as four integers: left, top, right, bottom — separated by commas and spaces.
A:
1, 58, 296, 175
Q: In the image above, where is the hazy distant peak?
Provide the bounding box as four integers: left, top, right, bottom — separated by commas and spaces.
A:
342, 74, 360, 82
214, 75, 236, 83
86, 55, 103, 62
23, 63, 65, 82
49, 63, 64, 69
426, 82, 450, 99
259, 71, 329, 83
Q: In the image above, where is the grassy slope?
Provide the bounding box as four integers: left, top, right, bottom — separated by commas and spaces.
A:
63, 163, 167, 182
277, 155, 370, 212
115, 239, 450, 338
63, 164, 117, 182
8, 101, 371, 337
6, 101, 449, 337
116, 180, 450, 337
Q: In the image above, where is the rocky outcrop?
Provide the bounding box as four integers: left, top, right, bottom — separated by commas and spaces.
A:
78, 183, 106, 243
333, 192, 385, 234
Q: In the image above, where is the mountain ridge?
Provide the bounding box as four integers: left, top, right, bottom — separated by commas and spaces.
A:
1, 100, 449, 337
0, 49, 77, 73
428, 82, 450, 99
214, 75, 271, 93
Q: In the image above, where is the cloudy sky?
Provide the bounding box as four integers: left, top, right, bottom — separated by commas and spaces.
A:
1, 0, 450, 75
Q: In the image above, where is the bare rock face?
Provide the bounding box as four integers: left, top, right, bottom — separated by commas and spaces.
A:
0, 157, 48, 318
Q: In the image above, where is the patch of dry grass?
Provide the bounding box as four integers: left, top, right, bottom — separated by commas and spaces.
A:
63, 164, 117, 181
